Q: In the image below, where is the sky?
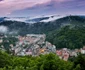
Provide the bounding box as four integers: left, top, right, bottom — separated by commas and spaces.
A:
0, 0, 85, 17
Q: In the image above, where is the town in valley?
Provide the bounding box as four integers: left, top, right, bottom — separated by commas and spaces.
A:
0, 34, 85, 61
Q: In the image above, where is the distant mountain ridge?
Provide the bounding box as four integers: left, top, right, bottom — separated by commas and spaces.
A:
0, 17, 6, 22
0, 15, 64, 23
0, 15, 85, 35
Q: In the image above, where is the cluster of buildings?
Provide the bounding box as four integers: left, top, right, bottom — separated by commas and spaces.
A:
0, 34, 85, 61
56, 47, 85, 61
10, 34, 56, 56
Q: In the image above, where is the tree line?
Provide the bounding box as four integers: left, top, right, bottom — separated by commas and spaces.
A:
0, 51, 85, 70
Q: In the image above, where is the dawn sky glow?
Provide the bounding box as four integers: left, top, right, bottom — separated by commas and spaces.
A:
0, 0, 85, 17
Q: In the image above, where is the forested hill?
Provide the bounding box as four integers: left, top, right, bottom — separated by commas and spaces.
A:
46, 16, 85, 49
0, 15, 85, 35
46, 26, 85, 49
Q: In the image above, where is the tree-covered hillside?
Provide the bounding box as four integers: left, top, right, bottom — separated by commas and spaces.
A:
46, 26, 85, 49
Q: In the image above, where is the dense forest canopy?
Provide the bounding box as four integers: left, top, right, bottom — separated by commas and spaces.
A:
0, 51, 85, 70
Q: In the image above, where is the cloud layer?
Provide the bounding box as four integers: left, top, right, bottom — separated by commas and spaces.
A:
0, 26, 8, 33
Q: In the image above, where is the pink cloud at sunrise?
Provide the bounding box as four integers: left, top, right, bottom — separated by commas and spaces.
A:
0, 0, 51, 16
0, 0, 85, 17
